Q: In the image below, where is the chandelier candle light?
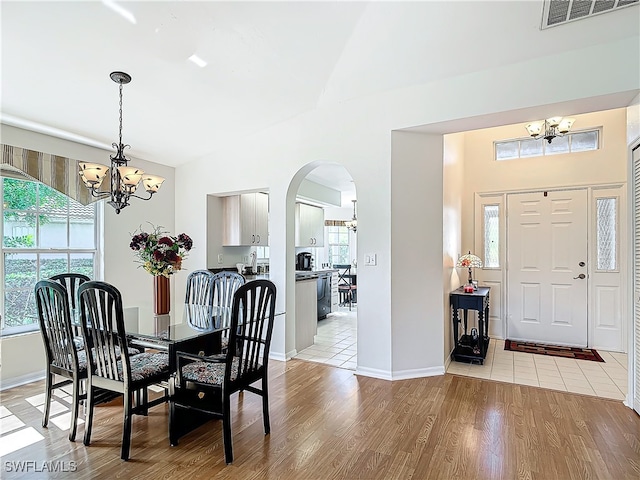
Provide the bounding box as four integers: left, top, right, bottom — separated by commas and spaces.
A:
345, 199, 357, 232
79, 71, 165, 214
456, 251, 483, 291
525, 116, 575, 144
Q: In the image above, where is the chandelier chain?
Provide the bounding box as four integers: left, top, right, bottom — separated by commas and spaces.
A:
118, 83, 123, 148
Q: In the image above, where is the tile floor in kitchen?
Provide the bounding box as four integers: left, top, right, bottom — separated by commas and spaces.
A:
294, 307, 357, 370
294, 307, 628, 402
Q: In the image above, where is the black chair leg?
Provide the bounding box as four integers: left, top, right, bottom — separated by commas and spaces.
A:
141, 387, 149, 416
261, 376, 270, 435
222, 394, 233, 464
121, 390, 133, 461
169, 400, 179, 446
42, 371, 53, 428
83, 384, 94, 446
69, 376, 81, 441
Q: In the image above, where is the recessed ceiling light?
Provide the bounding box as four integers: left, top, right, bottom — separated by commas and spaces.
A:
188, 54, 208, 68
102, 0, 137, 25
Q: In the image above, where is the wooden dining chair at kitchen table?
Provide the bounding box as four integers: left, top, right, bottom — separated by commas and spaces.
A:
78, 281, 170, 460
34, 279, 87, 442
169, 279, 276, 464
50, 273, 90, 345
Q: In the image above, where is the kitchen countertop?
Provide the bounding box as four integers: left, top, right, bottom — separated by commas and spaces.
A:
295, 269, 338, 281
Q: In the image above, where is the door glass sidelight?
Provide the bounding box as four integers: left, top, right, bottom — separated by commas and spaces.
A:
596, 197, 617, 271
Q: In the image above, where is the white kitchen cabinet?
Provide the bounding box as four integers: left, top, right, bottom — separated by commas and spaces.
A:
295, 278, 317, 352
223, 192, 269, 246
295, 202, 324, 247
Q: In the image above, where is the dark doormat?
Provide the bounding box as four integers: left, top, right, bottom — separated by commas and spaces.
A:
504, 339, 605, 362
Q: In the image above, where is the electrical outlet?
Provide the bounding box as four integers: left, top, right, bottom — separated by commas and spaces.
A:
217, 254, 223, 264
243, 255, 249, 263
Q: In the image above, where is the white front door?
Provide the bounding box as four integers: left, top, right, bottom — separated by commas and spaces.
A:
507, 189, 588, 347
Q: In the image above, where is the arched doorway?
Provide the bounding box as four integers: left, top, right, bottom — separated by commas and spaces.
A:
287, 162, 358, 370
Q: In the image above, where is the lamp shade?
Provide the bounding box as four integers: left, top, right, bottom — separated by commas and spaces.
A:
79, 162, 109, 186
142, 175, 165, 193
456, 252, 483, 268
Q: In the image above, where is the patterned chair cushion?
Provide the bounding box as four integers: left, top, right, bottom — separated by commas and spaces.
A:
53, 353, 88, 374
74, 346, 142, 374
181, 357, 247, 385
117, 352, 169, 382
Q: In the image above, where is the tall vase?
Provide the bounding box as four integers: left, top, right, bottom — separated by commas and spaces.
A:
153, 275, 170, 315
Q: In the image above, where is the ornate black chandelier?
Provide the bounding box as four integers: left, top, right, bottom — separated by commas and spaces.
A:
79, 72, 164, 214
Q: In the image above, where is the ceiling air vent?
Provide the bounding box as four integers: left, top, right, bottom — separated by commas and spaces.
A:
542, 0, 639, 29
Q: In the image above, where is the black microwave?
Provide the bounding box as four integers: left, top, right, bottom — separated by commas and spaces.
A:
296, 252, 313, 271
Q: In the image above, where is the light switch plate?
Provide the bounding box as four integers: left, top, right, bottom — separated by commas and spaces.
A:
364, 254, 377, 266
217, 254, 223, 264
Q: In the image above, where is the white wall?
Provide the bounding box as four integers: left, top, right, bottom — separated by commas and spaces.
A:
628, 93, 640, 145
1, 125, 175, 388
174, 37, 638, 380
443, 132, 465, 363
390, 131, 445, 378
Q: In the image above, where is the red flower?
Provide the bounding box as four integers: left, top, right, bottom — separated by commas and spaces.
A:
153, 250, 165, 261
158, 236, 174, 247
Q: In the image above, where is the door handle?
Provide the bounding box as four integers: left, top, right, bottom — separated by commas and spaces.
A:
573, 273, 586, 280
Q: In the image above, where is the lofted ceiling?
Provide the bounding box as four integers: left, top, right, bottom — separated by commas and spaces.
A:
2, 1, 639, 200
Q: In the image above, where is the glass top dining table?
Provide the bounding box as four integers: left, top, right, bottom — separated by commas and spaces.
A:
123, 304, 232, 344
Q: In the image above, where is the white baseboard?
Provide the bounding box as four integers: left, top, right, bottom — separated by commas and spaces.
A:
355, 366, 392, 380
269, 349, 297, 362
391, 366, 445, 380
356, 365, 446, 381
1, 371, 45, 391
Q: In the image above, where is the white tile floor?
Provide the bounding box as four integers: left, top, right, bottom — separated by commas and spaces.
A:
447, 338, 628, 401
294, 307, 357, 370
294, 310, 630, 402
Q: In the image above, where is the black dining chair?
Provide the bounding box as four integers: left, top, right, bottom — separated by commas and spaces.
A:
184, 270, 216, 330
211, 271, 245, 350
35, 279, 87, 441
169, 279, 276, 464
50, 273, 90, 348
335, 264, 357, 310
78, 280, 170, 460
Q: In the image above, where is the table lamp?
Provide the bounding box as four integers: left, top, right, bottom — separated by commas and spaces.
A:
456, 251, 483, 289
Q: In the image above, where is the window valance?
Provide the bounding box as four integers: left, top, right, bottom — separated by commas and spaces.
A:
325, 220, 348, 227
1, 144, 94, 205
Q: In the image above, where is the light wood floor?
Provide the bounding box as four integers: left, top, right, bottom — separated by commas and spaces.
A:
1, 359, 639, 479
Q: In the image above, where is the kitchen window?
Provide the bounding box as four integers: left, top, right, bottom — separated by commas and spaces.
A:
327, 225, 350, 266
1, 177, 99, 336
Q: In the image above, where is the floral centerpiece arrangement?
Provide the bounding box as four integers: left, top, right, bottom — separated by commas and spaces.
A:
130, 224, 193, 277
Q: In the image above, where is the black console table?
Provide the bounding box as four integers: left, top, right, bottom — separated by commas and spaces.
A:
450, 286, 490, 364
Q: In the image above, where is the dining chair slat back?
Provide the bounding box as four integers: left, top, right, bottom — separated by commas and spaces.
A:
78, 280, 170, 460
34, 279, 85, 441
184, 270, 216, 329
50, 273, 90, 337
171, 279, 276, 464
212, 271, 245, 330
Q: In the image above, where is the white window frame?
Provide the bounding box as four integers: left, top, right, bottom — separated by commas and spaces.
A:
1, 177, 102, 336
495, 128, 601, 161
